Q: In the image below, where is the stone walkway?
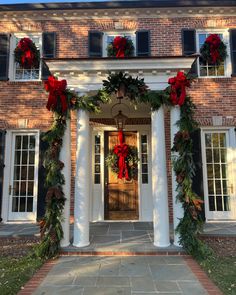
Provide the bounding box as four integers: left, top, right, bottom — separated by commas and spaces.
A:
32, 256, 209, 295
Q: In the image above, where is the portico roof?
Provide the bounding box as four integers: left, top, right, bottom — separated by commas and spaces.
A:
45, 55, 197, 91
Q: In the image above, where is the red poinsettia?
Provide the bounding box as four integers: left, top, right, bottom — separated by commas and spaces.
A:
44, 76, 68, 113
200, 34, 227, 65
14, 37, 40, 68
168, 72, 190, 106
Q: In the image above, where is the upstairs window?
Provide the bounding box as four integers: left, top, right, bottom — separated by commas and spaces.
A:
10, 33, 42, 81
197, 31, 230, 77
103, 32, 135, 57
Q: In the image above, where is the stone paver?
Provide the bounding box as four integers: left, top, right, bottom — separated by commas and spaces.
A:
33, 256, 209, 295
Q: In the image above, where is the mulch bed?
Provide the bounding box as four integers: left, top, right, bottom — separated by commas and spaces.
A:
200, 236, 236, 257
0, 237, 40, 258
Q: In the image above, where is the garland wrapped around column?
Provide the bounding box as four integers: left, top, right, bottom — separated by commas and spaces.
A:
37, 71, 209, 259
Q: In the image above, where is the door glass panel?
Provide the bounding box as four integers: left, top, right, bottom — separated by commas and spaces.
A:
11, 134, 37, 213
204, 132, 230, 212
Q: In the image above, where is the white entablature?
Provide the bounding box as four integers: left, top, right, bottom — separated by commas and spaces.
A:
45, 56, 197, 91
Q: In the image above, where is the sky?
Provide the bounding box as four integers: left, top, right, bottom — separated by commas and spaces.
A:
0, 0, 108, 4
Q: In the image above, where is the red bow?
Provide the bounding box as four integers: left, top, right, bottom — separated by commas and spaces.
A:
17, 38, 35, 68
44, 76, 68, 113
113, 36, 127, 58
205, 34, 221, 64
168, 72, 190, 106
113, 131, 129, 180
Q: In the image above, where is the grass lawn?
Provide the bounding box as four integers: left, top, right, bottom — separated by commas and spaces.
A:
198, 254, 236, 295
0, 253, 44, 295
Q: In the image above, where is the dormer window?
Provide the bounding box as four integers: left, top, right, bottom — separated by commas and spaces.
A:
88, 30, 150, 58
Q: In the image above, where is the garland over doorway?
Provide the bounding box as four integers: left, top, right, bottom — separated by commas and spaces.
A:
37, 71, 206, 259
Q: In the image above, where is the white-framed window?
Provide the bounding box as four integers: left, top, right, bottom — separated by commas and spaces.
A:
102, 31, 136, 57
9, 33, 42, 81
196, 30, 231, 78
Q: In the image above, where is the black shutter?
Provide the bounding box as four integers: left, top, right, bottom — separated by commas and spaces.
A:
88, 31, 103, 57
0, 34, 10, 81
0, 130, 6, 221
136, 30, 150, 57
230, 29, 236, 76
182, 29, 197, 77
42, 32, 56, 58
191, 129, 205, 220
37, 134, 49, 219
41, 60, 51, 81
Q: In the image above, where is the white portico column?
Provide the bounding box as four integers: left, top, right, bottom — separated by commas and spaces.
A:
73, 110, 90, 247
152, 107, 170, 247
60, 119, 71, 247
171, 106, 184, 247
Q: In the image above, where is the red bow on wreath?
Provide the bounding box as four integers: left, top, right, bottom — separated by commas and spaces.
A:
17, 38, 36, 68
113, 131, 129, 180
168, 72, 190, 106
205, 34, 221, 64
44, 76, 68, 113
113, 36, 127, 58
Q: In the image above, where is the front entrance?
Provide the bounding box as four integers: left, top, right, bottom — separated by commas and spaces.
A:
104, 131, 139, 220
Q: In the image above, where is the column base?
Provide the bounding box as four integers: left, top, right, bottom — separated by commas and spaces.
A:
73, 241, 90, 248
154, 242, 171, 248
60, 241, 70, 248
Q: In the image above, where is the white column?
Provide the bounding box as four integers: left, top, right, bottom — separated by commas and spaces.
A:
152, 107, 170, 247
60, 119, 71, 247
170, 106, 184, 247
73, 110, 90, 247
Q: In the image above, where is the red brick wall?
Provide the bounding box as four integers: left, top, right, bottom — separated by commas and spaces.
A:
1, 14, 236, 223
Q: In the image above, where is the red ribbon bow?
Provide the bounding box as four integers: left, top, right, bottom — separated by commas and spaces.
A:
113, 131, 129, 180
168, 72, 190, 106
17, 38, 36, 68
205, 34, 221, 64
44, 76, 68, 113
113, 36, 127, 58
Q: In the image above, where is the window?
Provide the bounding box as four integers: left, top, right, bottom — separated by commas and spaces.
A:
103, 32, 136, 57
141, 134, 149, 184
12, 134, 37, 213
197, 31, 230, 77
94, 134, 101, 184
204, 132, 230, 212
10, 33, 42, 81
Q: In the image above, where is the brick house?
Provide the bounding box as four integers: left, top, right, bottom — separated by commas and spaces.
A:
0, 0, 235, 248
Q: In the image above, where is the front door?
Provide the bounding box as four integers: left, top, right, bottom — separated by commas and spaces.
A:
8, 133, 39, 221
202, 130, 236, 220
104, 131, 139, 220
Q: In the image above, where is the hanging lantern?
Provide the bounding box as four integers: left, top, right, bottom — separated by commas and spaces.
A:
113, 110, 128, 130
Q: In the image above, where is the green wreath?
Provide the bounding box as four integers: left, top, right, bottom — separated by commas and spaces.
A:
107, 36, 134, 58
105, 146, 139, 180
200, 34, 227, 65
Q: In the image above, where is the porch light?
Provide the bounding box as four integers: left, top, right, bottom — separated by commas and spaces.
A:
113, 110, 128, 131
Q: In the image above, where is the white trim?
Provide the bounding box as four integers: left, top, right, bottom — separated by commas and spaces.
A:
196, 29, 232, 78
9, 32, 42, 82
1, 129, 40, 222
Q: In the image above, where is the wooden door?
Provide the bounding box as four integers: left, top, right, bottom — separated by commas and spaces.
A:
104, 131, 139, 220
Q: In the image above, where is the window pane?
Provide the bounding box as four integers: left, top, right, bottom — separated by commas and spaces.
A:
13, 181, 20, 196
15, 136, 22, 149
22, 136, 29, 149
14, 151, 21, 165
95, 165, 100, 173
28, 181, 34, 196
222, 180, 228, 194
141, 144, 147, 153
220, 149, 226, 163
213, 149, 220, 163
216, 196, 223, 211
29, 136, 35, 149
208, 180, 214, 194
19, 197, 26, 212
27, 197, 33, 212
20, 181, 27, 196
21, 151, 28, 165
95, 145, 100, 153
142, 174, 148, 184
29, 151, 35, 164
94, 174, 100, 184
206, 149, 212, 162
142, 154, 148, 163
207, 164, 213, 178
95, 135, 100, 144
215, 180, 221, 194
28, 166, 35, 180
14, 166, 21, 181
219, 134, 226, 147
224, 196, 230, 211
214, 164, 221, 178
205, 134, 212, 147
209, 196, 215, 211
212, 134, 219, 147
142, 164, 148, 173
221, 164, 227, 178
21, 166, 27, 180
95, 155, 100, 163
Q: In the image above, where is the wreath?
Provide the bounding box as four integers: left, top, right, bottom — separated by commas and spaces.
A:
200, 34, 227, 65
107, 36, 134, 58
14, 37, 40, 68
105, 131, 139, 180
